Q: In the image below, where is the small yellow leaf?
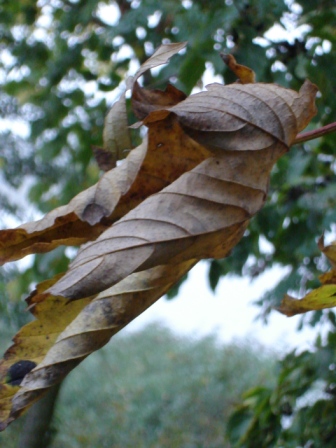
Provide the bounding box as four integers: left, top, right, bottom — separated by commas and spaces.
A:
278, 286, 336, 317
221, 53, 256, 84
279, 235, 336, 317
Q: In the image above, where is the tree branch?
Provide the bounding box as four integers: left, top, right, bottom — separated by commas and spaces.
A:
294, 121, 336, 144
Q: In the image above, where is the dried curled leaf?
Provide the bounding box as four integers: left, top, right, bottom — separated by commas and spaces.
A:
49, 80, 317, 300
4, 259, 197, 426
0, 42, 318, 429
278, 236, 336, 316
0, 42, 190, 264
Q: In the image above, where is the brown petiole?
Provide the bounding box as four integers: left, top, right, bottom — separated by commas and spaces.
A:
294, 121, 336, 144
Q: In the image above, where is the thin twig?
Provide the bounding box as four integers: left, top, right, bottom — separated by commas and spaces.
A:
294, 121, 336, 144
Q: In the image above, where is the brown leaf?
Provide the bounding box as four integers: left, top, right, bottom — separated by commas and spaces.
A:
129, 42, 187, 120
0, 142, 147, 262
318, 234, 336, 269
167, 80, 317, 147
2, 221, 246, 426
132, 82, 187, 121
0, 126, 209, 264
0, 43, 205, 264
0, 44, 318, 429
49, 80, 317, 300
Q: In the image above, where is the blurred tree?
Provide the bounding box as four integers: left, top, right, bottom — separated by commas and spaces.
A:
0, 325, 275, 447
1, 0, 336, 445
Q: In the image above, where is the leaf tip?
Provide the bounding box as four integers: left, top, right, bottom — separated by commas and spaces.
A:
220, 53, 256, 84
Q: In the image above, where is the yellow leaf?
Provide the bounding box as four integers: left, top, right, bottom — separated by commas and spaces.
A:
278, 287, 336, 317
221, 53, 256, 84
278, 235, 336, 317
0, 274, 92, 428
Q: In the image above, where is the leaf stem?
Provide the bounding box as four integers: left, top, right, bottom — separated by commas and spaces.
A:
294, 121, 336, 144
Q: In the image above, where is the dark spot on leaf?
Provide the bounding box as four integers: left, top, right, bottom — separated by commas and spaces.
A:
92, 145, 116, 172
82, 203, 109, 225
6, 360, 37, 386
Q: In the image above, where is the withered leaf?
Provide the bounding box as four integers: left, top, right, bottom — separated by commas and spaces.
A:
130, 42, 187, 120
0, 260, 197, 430
0, 273, 92, 427
0, 42, 318, 429
49, 80, 317, 300
0, 42, 203, 264
128, 41, 187, 87
278, 288, 336, 317
6, 220, 251, 424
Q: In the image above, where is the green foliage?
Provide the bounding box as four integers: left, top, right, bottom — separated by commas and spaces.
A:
0, 325, 275, 447
227, 328, 336, 447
